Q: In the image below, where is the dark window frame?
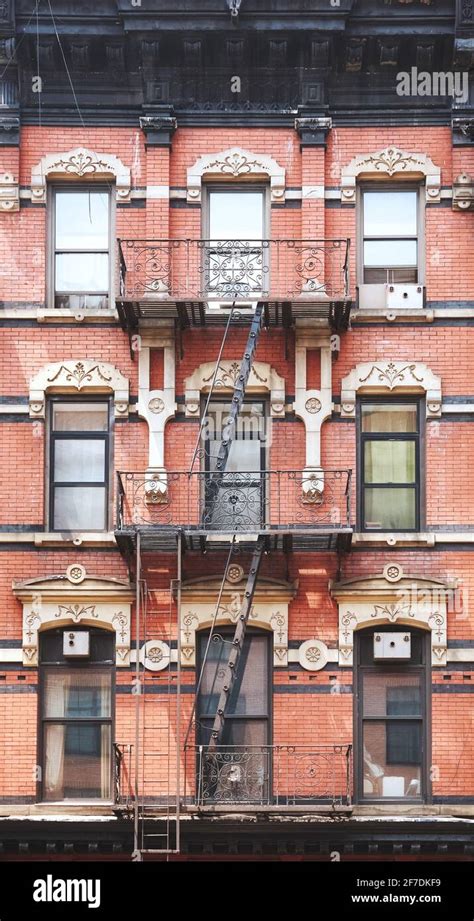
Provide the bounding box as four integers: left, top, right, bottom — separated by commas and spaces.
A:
47, 395, 113, 533
38, 627, 116, 803
48, 183, 114, 311
357, 182, 424, 286
354, 626, 431, 805
356, 396, 424, 533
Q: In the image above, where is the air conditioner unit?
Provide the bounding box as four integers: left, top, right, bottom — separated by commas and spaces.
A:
63, 630, 90, 658
374, 632, 411, 660
207, 301, 257, 312
385, 284, 424, 310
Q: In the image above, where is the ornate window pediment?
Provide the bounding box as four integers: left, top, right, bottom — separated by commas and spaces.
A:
184, 359, 285, 417
341, 146, 441, 203
13, 566, 134, 667
340, 360, 442, 418
29, 359, 130, 419
331, 564, 454, 666
31, 147, 131, 203
180, 573, 297, 667
186, 147, 285, 203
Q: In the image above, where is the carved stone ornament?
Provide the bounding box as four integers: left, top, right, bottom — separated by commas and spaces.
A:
340, 146, 441, 204
340, 361, 442, 419
29, 360, 130, 420
298, 639, 329, 671
185, 360, 285, 417
31, 147, 132, 203
148, 397, 165, 414
139, 640, 171, 672
187, 147, 285, 203
13, 569, 134, 667
0, 171, 19, 212
331, 569, 453, 666
179, 575, 296, 667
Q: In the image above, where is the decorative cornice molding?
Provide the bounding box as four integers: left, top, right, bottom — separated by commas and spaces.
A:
31, 147, 132, 203
340, 145, 441, 203
29, 360, 130, 419
184, 359, 285, 417
340, 360, 442, 418
186, 146, 285, 203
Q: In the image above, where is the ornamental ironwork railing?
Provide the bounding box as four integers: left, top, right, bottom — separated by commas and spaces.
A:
114, 743, 134, 806
116, 469, 352, 531
117, 238, 351, 302
185, 744, 352, 806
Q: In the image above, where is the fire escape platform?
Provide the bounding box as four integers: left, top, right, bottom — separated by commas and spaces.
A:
114, 526, 353, 557
116, 298, 352, 332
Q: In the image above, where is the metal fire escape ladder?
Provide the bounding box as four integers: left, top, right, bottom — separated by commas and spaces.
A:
204, 301, 264, 523
207, 537, 265, 751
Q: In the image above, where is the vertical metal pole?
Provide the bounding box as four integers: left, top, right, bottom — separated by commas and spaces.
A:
175, 530, 182, 853
133, 530, 141, 859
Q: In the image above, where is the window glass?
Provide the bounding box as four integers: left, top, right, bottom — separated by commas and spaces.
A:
198, 633, 269, 717
50, 401, 109, 531
209, 191, 264, 240
360, 401, 420, 531
362, 189, 419, 283
55, 191, 109, 250
363, 240, 417, 268
362, 673, 422, 718
363, 191, 417, 236
52, 403, 109, 432
361, 404, 418, 433
53, 486, 106, 531
53, 188, 110, 307
43, 669, 112, 719
364, 487, 417, 530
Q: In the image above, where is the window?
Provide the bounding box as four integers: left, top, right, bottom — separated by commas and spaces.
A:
361, 187, 419, 284
52, 187, 111, 310
206, 187, 266, 299
359, 399, 421, 531
49, 400, 110, 531
197, 629, 271, 803
356, 627, 429, 802
40, 628, 114, 801
202, 399, 267, 530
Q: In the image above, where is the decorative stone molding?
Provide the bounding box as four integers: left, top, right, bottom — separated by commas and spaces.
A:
0, 171, 19, 211
29, 360, 130, 420
31, 147, 132, 203
180, 575, 297, 667
298, 639, 329, 671
340, 146, 441, 204
331, 567, 454, 666
340, 361, 442, 419
136, 328, 176, 487
139, 640, 171, 672
294, 330, 333, 490
184, 360, 285, 417
12, 568, 134, 667
186, 147, 286, 203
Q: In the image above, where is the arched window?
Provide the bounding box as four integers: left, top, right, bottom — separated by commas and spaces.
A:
355, 625, 430, 803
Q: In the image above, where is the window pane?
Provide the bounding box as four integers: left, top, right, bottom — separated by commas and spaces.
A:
363, 191, 417, 236
44, 723, 111, 800
363, 721, 421, 798
364, 441, 415, 484
54, 439, 105, 482
198, 633, 268, 716
53, 486, 106, 530
55, 191, 109, 249
56, 253, 109, 293
361, 404, 417, 433
364, 240, 417, 268
209, 191, 264, 240
364, 487, 416, 530
53, 403, 108, 432
363, 672, 422, 718
43, 669, 112, 718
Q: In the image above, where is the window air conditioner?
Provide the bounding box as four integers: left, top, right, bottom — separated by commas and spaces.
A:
385, 284, 424, 310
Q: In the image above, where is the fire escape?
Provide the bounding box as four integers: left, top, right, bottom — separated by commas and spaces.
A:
114, 235, 353, 858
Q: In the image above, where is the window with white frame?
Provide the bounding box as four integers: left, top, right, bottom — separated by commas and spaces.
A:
361, 186, 420, 285
51, 186, 111, 310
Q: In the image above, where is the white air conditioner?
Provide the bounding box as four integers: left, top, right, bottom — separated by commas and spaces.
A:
207, 300, 257, 313
385, 283, 424, 310
373, 631, 411, 660
63, 630, 90, 658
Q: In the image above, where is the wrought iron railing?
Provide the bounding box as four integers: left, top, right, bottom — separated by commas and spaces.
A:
185, 744, 353, 806
114, 743, 134, 806
116, 469, 352, 531
117, 238, 351, 302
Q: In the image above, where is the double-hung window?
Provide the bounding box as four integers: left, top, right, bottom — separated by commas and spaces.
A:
359, 399, 421, 531
52, 187, 111, 310
49, 400, 110, 531
361, 187, 419, 285
40, 627, 114, 802
206, 187, 266, 300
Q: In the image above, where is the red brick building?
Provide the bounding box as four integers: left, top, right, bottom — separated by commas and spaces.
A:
0, 0, 473, 861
